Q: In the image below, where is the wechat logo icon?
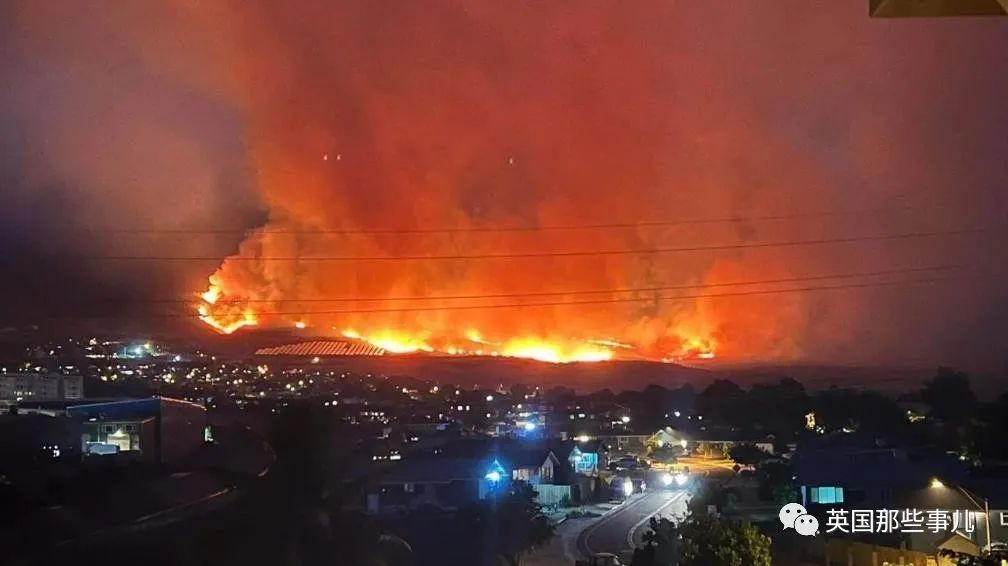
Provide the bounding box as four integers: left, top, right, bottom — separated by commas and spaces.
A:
780, 503, 819, 536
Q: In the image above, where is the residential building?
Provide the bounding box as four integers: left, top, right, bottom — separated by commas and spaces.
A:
14, 397, 206, 463
793, 434, 962, 509
0, 373, 82, 402
365, 436, 580, 515
366, 456, 508, 516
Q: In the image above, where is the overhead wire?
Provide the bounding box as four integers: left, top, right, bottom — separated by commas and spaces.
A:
43, 270, 1003, 319
78, 203, 937, 235
119, 264, 966, 303
63, 228, 983, 262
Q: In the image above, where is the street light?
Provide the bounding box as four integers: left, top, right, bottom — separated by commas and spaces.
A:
931, 477, 991, 553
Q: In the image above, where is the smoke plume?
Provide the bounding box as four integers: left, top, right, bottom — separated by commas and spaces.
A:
4, 1, 1007, 366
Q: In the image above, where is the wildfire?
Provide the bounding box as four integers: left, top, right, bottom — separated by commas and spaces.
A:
465, 329, 493, 345
497, 337, 613, 363
197, 303, 258, 334
346, 329, 435, 354
200, 286, 221, 305
661, 337, 717, 363
586, 338, 634, 349
195, 281, 258, 334
195, 280, 715, 364
338, 327, 607, 362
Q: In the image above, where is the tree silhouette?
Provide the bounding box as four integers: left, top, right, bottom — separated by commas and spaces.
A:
631, 514, 771, 566
454, 482, 554, 566
921, 367, 977, 425
728, 444, 769, 468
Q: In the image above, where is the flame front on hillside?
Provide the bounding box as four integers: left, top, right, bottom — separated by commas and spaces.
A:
195, 281, 717, 363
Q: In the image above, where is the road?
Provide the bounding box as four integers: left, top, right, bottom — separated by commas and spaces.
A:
576, 489, 688, 560
675, 456, 737, 476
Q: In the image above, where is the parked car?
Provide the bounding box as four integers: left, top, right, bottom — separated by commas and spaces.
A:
611, 455, 640, 471
609, 475, 646, 500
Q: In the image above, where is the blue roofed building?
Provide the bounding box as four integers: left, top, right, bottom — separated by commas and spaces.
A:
13, 397, 207, 464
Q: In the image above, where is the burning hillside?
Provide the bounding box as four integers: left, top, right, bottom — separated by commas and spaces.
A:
3, 1, 1006, 370
133, 0, 985, 367
197, 277, 719, 363
182, 1, 861, 365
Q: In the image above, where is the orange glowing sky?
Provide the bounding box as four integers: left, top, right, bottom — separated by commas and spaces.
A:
4, 1, 1008, 369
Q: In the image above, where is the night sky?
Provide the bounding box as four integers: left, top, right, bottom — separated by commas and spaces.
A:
1, 1, 1007, 369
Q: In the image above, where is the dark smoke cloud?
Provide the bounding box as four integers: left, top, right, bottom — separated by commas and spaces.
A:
2, 1, 1007, 368
0, 1, 263, 323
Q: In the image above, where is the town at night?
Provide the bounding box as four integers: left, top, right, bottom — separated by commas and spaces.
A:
2, 2, 1008, 565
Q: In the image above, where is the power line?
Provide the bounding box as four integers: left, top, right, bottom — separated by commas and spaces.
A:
79, 203, 938, 235
135, 264, 961, 304
193, 276, 977, 316
48, 273, 982, 320
66, 228, 983, 262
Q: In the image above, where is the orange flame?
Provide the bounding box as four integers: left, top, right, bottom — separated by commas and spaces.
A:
498, 337, 612, 363
195, 279, 721, 363
348, 329, 434, 354
196, 280, 258, 334
661, 336, 717, 362
336, 327, 612, 361
197, 303, 258, 334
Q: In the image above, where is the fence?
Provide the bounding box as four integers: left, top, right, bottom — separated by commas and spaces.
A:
824, 538, 931, 566
535, 484, 572, 507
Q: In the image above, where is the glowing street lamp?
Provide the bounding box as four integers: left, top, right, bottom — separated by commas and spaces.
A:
931, 477, 991, 553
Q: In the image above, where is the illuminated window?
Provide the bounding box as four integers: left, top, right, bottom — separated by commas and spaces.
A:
810, 487, 844, 504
